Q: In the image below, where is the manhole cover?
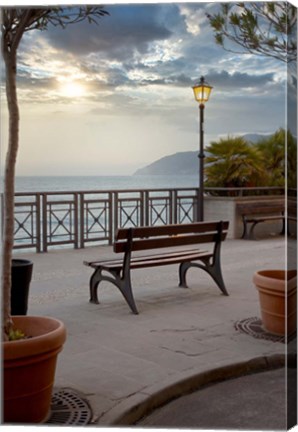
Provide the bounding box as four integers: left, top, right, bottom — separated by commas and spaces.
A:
46, 388, 93, 425
234, 317, 295, 344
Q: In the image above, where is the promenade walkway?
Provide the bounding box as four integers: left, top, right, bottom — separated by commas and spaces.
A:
16, 237, 294, 428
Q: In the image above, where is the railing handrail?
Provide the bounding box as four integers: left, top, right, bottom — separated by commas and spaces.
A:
13, 186, 289, 196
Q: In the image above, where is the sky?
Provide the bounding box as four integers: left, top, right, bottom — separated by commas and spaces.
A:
1, 1, 296, 176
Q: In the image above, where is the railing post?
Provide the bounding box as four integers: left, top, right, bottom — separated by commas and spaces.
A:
173, 190, 178, 224
36, 193, 41, 253
79, 192, 84, 249
169, 190, 174, 225
140, 190, 145, 227
74, 193, 79, 249
108, 192, 113, 245
193, 189, 198, 222
114, 191, 119, 237
42, 193, 47, 253
144, 190, 149, 226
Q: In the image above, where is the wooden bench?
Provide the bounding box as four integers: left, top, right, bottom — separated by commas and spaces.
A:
237, 201, 285, 240
84, 221, 229, 314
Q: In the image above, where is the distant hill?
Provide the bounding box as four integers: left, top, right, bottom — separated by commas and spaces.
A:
134, 151, 198, 176
134, 133, 271, 176
242, 133, 272, 143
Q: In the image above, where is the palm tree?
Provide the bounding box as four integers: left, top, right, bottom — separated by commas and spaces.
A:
256, 128, 286, 187
205, 136, 266, 190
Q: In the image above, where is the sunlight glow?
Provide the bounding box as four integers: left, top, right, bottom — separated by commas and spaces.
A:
59, 81, 86, 98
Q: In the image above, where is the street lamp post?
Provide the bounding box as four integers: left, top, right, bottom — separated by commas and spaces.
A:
192, 76, 213, 221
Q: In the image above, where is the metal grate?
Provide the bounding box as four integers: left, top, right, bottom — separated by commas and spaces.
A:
46, 388, 93, 425
234, 317, 296, 344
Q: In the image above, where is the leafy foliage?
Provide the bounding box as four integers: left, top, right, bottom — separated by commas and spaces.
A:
255, 128, 285, 186
8, 328, 26, 341
1, 7, 109, 54
205, 129, 297, 189
205, 136, 264, 188
207, 2, 297, 63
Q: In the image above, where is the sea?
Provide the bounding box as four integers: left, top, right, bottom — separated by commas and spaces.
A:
14, 175, 198, 193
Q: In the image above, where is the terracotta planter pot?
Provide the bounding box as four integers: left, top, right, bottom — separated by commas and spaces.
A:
3, 316, 66, 424
253, 269, 297, 336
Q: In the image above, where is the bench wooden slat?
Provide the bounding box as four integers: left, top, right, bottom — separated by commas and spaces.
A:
114, 232, 227, 253
123, 251, 213, 270
88, 251, 212, 271
85, 248, 202, 268
238, 206, 284, 215
245, 215, 284, 222
115, 221, 229, 240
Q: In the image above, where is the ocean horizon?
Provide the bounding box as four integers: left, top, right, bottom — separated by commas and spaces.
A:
12, 175, 198, 193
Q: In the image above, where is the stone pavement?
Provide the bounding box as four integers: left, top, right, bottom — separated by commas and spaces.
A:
17, 237, 295, 428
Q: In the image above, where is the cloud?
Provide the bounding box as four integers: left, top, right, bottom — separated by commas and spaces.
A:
179, 4, 207, 36
206, 70, 275, 90
41, 4, 172, 61
0, 1, 288, 164
7, 1, 288, 164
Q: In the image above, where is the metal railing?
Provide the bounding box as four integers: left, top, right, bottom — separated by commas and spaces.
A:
2, 186, 288, 252
8, 188, 200, 252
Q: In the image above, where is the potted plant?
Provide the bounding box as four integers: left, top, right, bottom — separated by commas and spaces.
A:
1, 7, 108, 423
253, 269, 297, 336
4, 316, 66, 423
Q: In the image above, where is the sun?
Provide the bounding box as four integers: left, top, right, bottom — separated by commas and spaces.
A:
59, 81, 86, 98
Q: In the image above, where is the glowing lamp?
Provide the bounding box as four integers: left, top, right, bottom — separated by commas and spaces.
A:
192, 76, 213, 104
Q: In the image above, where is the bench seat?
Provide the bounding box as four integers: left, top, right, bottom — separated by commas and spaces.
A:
85, 248, 212, 270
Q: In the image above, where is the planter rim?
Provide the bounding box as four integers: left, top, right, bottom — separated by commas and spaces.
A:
3, 316, 66, 361
253, 269, 297, 292
12, 258, 33, 266
254, 269, 297, 280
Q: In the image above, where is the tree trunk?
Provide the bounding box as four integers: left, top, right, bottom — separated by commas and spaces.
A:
2, 47, 19, 339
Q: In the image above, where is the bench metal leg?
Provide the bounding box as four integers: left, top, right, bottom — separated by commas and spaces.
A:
89, 268, 102, 304
242, 220, 257, 240
178, 259, 229, 296
89, 267, 139, 314
205, 262, 229, 296
118, 276, 139, 315
179, 262, 190, 288
241, 219, 249, 239
248, 222, 258, 240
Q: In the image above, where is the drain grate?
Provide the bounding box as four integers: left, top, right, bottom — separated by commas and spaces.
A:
234, 317, 296, 344
46, 388, 93, 425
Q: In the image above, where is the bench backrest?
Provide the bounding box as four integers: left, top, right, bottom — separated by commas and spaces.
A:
114, 221, 229, 253
237, 201, 284, 216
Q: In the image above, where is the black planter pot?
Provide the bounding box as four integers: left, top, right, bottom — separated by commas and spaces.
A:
11, 259, 33, 315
